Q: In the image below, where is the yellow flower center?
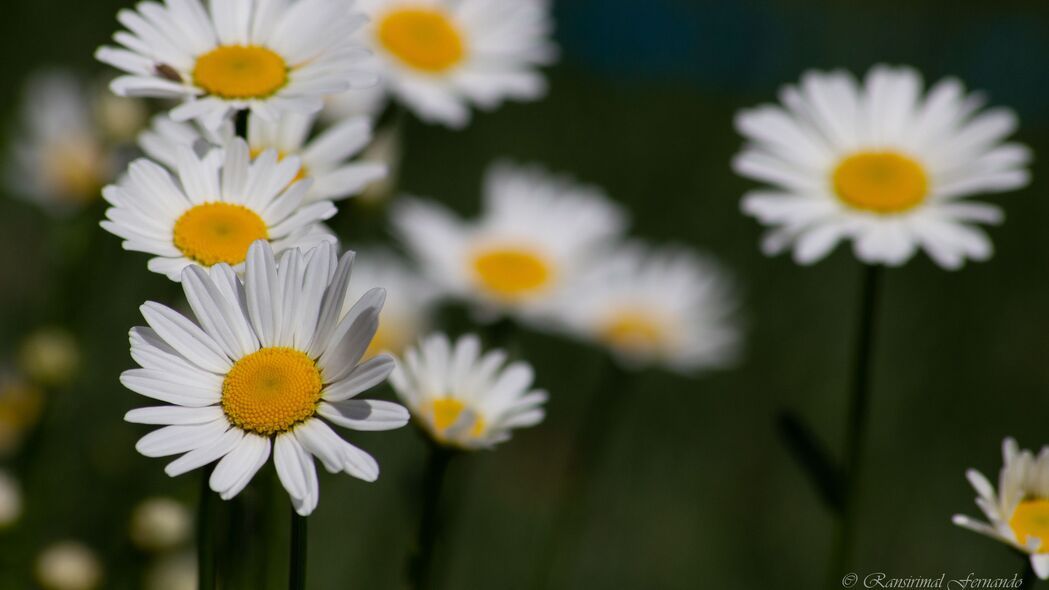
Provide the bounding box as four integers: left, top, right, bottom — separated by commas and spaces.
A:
471, 247, 553, 300
377, 7, 465, 73
1011, 499, 1049, 553
832, 151, 928, 214
193, 45, 289, 99
428, 397, 484, 441
600, 310, 667, 352
43, 137, 107, 202
221, 347, 323, 437
173, 203, 269, 267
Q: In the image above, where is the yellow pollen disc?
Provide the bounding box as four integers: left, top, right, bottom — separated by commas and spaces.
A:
250, 148, 307, 184
377, 8, 465, 73
428, 398, 484, 440
221, 347, 323, 437
832, 151, 929, 214
173, 203, 268, 266
600, 310, 666, 351
471, 247, 553, 300
193, 45, 288, 99
43, 137, 107, 202
1011, 499, 1049, 553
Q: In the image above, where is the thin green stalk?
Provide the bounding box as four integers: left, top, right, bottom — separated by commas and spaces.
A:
289, 511, 308, 590
827, 264, 882, 587
407, 444, 455, 590
198, 469, 217, 590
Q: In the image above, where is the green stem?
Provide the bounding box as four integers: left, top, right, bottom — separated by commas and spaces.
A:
1022, 557, 1037, 588
289, 511, 308, 590
407, 444, 455, 590
198, 470, 217, 590
827, 264, 882, 587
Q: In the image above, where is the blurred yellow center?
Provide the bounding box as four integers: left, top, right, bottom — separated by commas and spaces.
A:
1011, 499, 1049, 553
600, 310, 666, 350
472, 248, 552, 299
429, 398, 484, 440
364, 321, 399, 360
832, 152, 928, 213
44, 137, 107, 202
378, 8, 465, 72
173, 203, 268, 266
193, 45, 288, 99
250, 148, 307, 184
222, 348, 322, 436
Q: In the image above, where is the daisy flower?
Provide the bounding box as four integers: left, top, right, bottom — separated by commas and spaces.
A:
734, 64, 1031, 269
341, 248, 440, 359
954, 438, 1049, 578
391, 160, 627, 321
139, 111, 387, 204
123, 241, 410, 515
391, 333, 546, 449
101, 137, 336, 281
6, 71, 119, 211
548, 244, 741, 374
357, 0, 557, 128
95, 0, 374, 129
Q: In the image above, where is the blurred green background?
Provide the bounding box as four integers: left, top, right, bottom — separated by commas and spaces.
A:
2, 0, 1049, 588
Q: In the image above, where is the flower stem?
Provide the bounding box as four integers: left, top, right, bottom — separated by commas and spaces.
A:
408, 444, 455, 590
198, 469, 217, 590
828, 264, 882, 585
289, 511, 308, 590
1022, 557, 1037, 588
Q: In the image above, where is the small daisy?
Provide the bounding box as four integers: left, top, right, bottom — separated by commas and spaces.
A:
954, 438, 1049, 578
391, 333, 546, 449
101, 138, 337, 281
357, 0, 557, 128
734, 64, 1031, 269
342, 248, 440, 359
123, 241, 410, 515
391, 160, 627, 320
95, 0, 374, 129
6, 71, 119, 210
548, 244, 741, 374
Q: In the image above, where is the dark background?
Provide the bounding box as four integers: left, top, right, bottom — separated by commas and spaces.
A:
1, 0, 1048, 588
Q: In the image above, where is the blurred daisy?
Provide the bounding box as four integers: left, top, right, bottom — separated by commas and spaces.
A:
123, 241, 410, 515
139, 112, 387, 204
549, 244, 741, 374
145, 552, 196, 590
392, 161, 626, 320
101, 138, 336, 281
0, 470, 21, 528
342, 248, 440, 359
357, 0, 557, 128
19, 327, 81, 388
322, 79, 389, 124
35, 542, 102, 590
7, 71, 118, 210
95, 0, 373, 129
130, 497, 192, 552
0, 373, 44, 457
734, 65, 1030, 269
391, 333, 546, 449
954, 438, 1049, 578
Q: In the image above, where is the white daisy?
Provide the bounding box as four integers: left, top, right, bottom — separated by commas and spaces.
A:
6, 71, 119, 210
139, 112, 387, 203
357, 0, 557, 128
101, 137, 337, 281
734, 64, 1031, 269
123, 241, 410, 515
341, 248, 440, 359
391, 160, 627, 320
95, 0, 374, 129
954, 438, 1049, 578
391, 333, 546, 449
548, 243, 741, 374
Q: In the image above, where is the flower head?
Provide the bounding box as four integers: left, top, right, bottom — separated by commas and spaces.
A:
391, 333, 546, 449
123, 241, 410, 515
734, 65, 1030, 269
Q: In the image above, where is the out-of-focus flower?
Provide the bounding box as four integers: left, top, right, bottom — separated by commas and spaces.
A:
392, 333, 547, 449
0, 470, 22, 528
140, 112, 386, 204
6, 71, 118, 211
356, 0, 557, 128
123, 242, 410, 516
35, 542, 103, 590
95, 91, 149, 143
343, 248, 439, 360
322, 82, 389, 124
734, 64, 1031, 269
130, 497, 192, 553
392, 161, 626, 323
100, 138, 336, 282
549, 244, 741, 374
0, 374, 44, 457
19, 327, 81, 388
95, 0, 375, 130
954, 438, 1049, 578
354, 123, 403, 205
145, 552, 196, 590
